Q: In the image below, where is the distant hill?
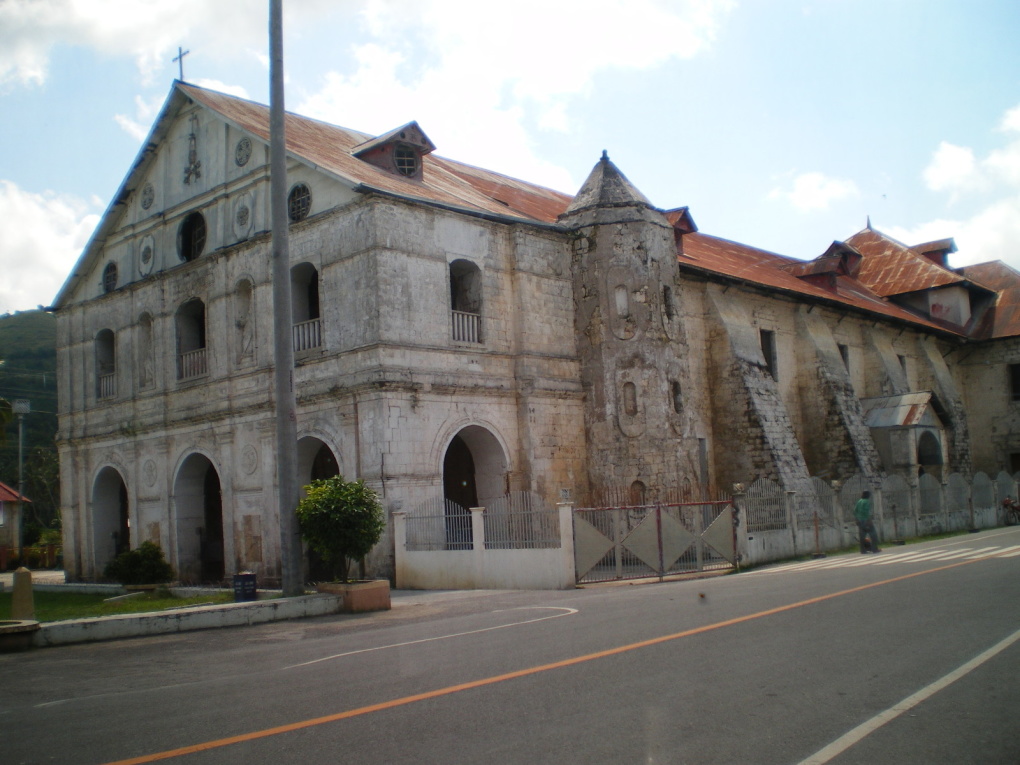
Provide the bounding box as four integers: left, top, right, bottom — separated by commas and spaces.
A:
0, 310, 58, 509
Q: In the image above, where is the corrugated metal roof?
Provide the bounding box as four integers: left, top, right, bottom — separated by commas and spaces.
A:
0, 480, 30, 504
181, 84, 572, 225
860, 392, 941, 428
845, 228, 966, 296
957, 261, 1020, 340
679, 233, 954, 332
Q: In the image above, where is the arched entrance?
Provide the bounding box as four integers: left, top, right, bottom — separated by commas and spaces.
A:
442, 426, 508, 548
917, 430, 944, 479
92, 467, 129, 575
297, 437, 341, 484
174, 454, 225, 584
296, 437, 341, 581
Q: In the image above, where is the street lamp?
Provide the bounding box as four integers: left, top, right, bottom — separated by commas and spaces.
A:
13, 399, 29, 556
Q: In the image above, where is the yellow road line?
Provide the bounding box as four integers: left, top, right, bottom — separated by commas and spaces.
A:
102, 557, 986, 765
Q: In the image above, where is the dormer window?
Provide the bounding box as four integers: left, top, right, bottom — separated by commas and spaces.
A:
394, 145, 418, 176
353, 121, 436, 181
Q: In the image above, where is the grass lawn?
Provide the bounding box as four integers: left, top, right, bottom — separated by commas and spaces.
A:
0, 589, 235, 622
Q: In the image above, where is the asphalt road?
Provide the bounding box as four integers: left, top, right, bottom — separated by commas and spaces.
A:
3, 527, 1019, 765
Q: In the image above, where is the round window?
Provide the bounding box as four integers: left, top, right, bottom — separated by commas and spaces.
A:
288, 183, 312, 222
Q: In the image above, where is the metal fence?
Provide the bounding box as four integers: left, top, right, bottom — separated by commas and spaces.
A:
403, 492, 557, 551
484, 492, 560, 549
403, 497, 472, 551
742, 478, 787, 532
574, 501, 735, 584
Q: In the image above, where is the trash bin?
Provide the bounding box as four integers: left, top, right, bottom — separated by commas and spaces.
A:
233, 571, 257, 602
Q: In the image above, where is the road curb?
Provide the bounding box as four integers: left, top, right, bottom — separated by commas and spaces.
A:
32, 593, 342, 647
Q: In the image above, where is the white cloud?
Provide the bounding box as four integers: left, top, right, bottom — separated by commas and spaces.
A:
923, 142, 982, 195
192, 79, 250, 100
901, 103, 1020, 269
114, 93, 167, 141
886, 195, 1020, 268
767, 172, 859, 212
0, 181, 100, 313
296, 0, 735, 192
0, 0, 278, 88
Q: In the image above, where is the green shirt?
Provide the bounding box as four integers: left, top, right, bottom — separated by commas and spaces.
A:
854, 497, 872, 522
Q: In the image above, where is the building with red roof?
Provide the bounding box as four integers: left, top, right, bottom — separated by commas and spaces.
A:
52, 82, 1020, 583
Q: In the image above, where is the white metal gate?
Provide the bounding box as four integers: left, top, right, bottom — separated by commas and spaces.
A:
573, 501, 737, 584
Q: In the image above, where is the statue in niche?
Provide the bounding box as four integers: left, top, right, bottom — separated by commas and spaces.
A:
184, 114, 202, 184
235, 282, 254, 363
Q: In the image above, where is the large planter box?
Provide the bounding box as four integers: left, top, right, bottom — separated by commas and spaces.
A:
315, 580, 391, 613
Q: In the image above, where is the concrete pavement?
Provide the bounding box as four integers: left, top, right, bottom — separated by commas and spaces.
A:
2, 568, 523, 648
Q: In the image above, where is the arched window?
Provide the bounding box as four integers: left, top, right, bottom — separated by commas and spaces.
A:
95, 329, 116, 399
629, 480, 647, 506
290, 263, 321, 352
450, 259, 482, 343
103, 262, 118, 293
288, 183, 312, 223
623, 381, 638, 417
662, 285, 675, 321
176, 299, 207, 379
670, 380, 683, 414
615, 285, 629, 318
178, 212, 207, 262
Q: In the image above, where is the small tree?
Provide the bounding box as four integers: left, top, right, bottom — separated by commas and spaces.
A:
296, 476, 385, 583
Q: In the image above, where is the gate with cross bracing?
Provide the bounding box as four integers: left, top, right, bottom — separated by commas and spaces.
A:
573, 500, 738, 584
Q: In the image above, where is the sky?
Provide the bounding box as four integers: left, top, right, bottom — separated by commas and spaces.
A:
1, 0, 1019, 315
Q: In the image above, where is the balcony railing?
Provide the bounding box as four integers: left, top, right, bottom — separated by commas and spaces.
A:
452, 310, 482, 344
97, 373, 116, 400
293, 317, 322, 352
178, 348, 208, 380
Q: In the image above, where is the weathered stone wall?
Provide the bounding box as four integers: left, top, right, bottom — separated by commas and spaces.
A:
958, 337, 1020, 474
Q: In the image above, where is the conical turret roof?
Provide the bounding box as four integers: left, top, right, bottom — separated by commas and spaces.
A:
561, 151, 655, 217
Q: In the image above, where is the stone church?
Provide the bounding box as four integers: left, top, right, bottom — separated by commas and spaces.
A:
53, 81, 1020, 584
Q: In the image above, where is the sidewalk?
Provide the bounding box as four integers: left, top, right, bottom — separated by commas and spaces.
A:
1, 570, 515, 649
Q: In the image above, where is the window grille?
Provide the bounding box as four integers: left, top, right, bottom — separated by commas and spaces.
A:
288, 183, 311, 222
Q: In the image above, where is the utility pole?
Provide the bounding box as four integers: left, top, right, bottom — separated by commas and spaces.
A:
13, 399, 29, 557
269, 0, 303, 597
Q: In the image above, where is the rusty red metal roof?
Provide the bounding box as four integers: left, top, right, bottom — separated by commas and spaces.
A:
180, 83, 572, 225
844, 228, 966, 296
0, 480, 29, 504
957, 261, 1020, 339
679, 232, 956, 332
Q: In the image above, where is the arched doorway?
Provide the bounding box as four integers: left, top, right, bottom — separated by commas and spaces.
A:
442, 426, 508, 549
917, 430, 944, 479
174, 454, 225, 584
92, 467, 129, 575
297, 437, 340, 485
296, 437, 341, 581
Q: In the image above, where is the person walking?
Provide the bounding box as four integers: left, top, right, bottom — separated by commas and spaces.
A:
854, 490, 880, 553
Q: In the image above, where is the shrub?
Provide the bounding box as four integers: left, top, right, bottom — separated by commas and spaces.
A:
103, 541, 174, 585
295, 476, 385, 582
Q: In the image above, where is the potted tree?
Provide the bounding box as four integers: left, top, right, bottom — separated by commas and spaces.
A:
295, 475, 389, 612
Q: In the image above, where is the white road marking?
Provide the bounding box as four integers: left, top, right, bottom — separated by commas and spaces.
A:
753, 541, 1020, 574
797, 626, 1020, 765
283, 606, 579, 669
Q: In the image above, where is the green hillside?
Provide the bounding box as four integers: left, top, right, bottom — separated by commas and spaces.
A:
0, 309, 59, 535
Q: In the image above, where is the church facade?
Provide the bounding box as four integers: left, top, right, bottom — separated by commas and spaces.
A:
53, 82, 1020, 584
